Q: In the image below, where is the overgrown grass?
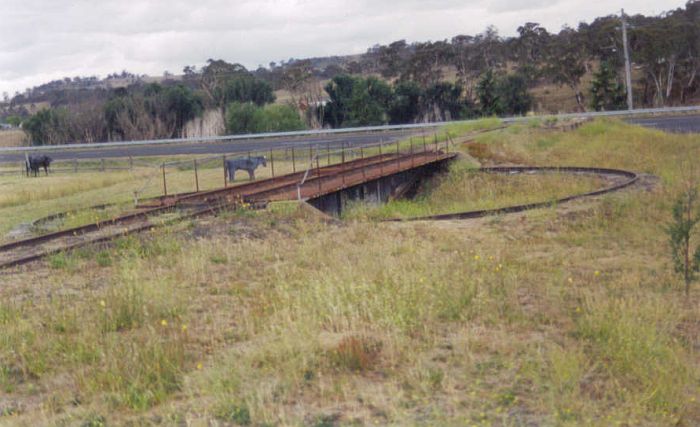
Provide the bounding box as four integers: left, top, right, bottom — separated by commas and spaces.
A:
0, 119, 699, 425
343, 159, 607, 220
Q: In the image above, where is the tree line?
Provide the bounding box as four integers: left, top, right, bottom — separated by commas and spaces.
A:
4, 1, 698, 145
20, 63, 305, 145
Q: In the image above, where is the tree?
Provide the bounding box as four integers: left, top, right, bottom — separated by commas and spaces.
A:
104, 84, 203, 140
513, 23, 550, 82
225, 102, 260, 134
280, 60, 325, 128
474, 26, 505, 70
424, 82, 471, 122
5, 115, 22, 127
199, 59, 249, 111
347, 77, 393, 126
222, 75, 275, 107
162, 84, 205, 136
677, 0, 700, 103
590, 61, 627, 111
667, 184, 700, 295
402, 41, 453, 87
545, 26, 588, 110
23, 108, 71, 145
261, 104, 306, 132
450, 35, 484, 99
323, 75, 356, 128
388, 81, 423, 124
497, 74, 533, 115
377, 40, 409, 79
226, 102, 305, 134
476, 70, 501, 116
631, 11, 687, 106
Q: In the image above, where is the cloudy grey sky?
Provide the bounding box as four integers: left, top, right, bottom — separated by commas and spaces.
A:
0, 0, 686, 96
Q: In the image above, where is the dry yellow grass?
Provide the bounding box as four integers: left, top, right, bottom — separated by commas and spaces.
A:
0, 130, 27, 147
0, 119, 698, 426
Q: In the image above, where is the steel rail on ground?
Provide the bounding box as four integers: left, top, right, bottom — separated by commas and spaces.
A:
387, 166, 639, 222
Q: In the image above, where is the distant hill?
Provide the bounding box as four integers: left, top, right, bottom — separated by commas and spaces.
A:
0, 2, 697, 145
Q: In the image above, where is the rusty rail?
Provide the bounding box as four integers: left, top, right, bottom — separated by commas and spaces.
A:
386, 166, 639, 221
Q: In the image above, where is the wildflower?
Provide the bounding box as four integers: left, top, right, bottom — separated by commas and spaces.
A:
196, 362, 203, 370
181, 324, 188, 332
575, 307, 581, 313
567, 277, 573, 284
498, 264, 503, 269
474, 255, 480, 261
488, 255, 494, 261
594, 270, 601, 277
99, 300, 106, 308
160, 319, 168, 327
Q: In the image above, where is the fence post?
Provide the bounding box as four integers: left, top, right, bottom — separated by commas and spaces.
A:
316, 153, 321, 192
309, 145, 312, 164
396, 140, 400, 170
292, 147, 296, 173
162, 163, 167, 196
434, 133, 438, 159
379, 139, 383, 175
327, 142, 331, 166
73, 159, 78, 173
410, 137, 414, 167
129, 156, 133, 170
361, 146, 366, 179
270, 149, 275, 177
341, 143, 346, 186
223, 155, 227, 187
423, 133, 427, 153
101, 158, 105, 172
194, 159, 199, 192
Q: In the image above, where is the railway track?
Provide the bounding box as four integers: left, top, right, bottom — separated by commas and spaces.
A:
0, 150, 450, 269
0, 156, 640, 270
386, 166, 640, 222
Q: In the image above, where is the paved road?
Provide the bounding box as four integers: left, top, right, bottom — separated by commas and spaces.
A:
0, 129, 421, 164
627, 115, 700, 133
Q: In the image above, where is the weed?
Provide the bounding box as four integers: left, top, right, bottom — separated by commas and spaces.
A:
215, 402, 251, 425
95, 250, 112, 267
328, 336, 382, 372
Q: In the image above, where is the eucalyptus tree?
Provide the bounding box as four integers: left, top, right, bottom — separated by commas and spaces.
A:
544, 26, 588, 110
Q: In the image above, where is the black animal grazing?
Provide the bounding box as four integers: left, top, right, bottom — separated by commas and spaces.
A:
26, 155, 53, 177
225, 156, 267, 181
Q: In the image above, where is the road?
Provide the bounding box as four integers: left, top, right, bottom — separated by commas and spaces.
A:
2, 112, 696, 164
0, 129, 420, 164
626, 114, 700, 133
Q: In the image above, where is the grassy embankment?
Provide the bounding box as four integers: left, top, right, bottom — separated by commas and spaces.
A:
0, 119, 699, 426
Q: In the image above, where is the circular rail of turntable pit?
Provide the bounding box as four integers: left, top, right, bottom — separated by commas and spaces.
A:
0, 152, 646, 269
384, 166, 643, 222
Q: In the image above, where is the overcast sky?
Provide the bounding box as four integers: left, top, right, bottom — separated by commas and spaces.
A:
0, 0, 686, 96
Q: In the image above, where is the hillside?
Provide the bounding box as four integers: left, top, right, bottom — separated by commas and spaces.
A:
0, 2, 697, 146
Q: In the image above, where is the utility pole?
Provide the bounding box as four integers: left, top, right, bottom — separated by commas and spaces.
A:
621, 9, 634, 110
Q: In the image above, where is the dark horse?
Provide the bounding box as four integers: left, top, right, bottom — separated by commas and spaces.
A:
25, 155, 53, 177
225, 156, 267, 181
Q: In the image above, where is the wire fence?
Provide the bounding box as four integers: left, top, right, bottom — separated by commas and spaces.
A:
0, 130, 456, 206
